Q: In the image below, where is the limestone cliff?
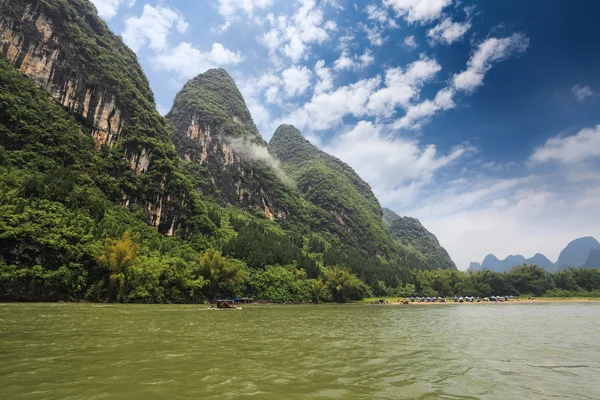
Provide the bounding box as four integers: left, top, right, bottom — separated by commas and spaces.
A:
0, 0, 197, 235
0, 0, 125, 149
167, 69, 292, 220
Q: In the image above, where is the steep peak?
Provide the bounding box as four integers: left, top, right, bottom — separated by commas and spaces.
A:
556, 236, 600, 269
469, 262, 482, 271
382, 207, 401, 227
269, 124, 322, 164
483, 254, 500, 262
271, 124, 304, 139
169, 67, 261, 140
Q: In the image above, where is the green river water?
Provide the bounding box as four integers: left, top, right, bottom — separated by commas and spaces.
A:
1, 302, 599, 399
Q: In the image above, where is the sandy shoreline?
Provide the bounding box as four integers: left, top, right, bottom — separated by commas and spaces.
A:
372, 298, 600, 305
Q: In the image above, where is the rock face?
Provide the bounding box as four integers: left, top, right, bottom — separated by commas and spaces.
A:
167, 69, 292, 220
0, 0, 196, 235
0, 0, 124, 148
583, 249, 600, 269
556, 237, 600, 270
383, 208, 456, 269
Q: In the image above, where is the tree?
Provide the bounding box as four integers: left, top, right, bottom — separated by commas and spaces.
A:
197, 250, 248, 298
309, 278, 328, 303
324, 266, 371, 302
98, 231, 139, 301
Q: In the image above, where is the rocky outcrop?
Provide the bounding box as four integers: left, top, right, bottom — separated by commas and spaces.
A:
168, 69, 290, 220
0, 0, 201, 237
0, 5, 123, 149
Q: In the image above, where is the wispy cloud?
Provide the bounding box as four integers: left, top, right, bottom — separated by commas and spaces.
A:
571, 84, 594, 102
530, 125, 600, 165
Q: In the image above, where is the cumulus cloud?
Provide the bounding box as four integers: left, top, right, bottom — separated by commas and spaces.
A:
530, 125, 600, 165
571, 84, 594, 103
333, 50, 375, 70
427, 17, 471, 45
383, 0, 452, 23
365, 4, 396, 26
276, 56, 440, 131
281, 66, 312, 97
363, 25, 386, 46
314, 60, 334, 94
452, 33, 529, 92
365, 56, 441, 117
402, 172, 600, 269
152, 42, 244, 80
122, 4, 189, 52
121, 5, 244, 81
404, 35, 417, 49
322, 121, 469, 190
259, 0, 337, 62
396, 33, 529, 130
90, 0, 135, 20
216, 0, 274, 31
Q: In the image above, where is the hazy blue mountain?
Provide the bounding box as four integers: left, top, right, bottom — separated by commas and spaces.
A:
525, 253, 554, 270
582, 249, 600, 269
469, 262, 481, 271
471, 236, 600, 272
555, 237, 600, 270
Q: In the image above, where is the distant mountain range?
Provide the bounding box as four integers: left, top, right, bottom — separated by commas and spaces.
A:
469, 236, 600, 272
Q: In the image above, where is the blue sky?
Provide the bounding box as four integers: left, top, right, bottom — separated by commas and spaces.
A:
91, 0, 600, 269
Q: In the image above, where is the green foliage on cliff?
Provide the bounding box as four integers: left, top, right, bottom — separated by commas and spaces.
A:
2, 0, 200, 233
269, 125, 394, 257
168, 69, 263, 146
383, 208, 455, 269
0, 0, 458, 304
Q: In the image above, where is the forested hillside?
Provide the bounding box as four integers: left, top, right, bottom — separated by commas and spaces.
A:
382, 208, 455, 269
0, 0, 459, 303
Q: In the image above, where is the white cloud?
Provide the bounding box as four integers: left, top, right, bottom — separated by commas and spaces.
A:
396, 33, 529, 130
314, 60, 334, 94
259, 0, 337, 62
404, 35, 417, 49
152, 42, 244, 81
277, 56, 440, 131
452, 33, 529, 92
122, 4, 189, 52
363, 25, 386, 46
365, 4, 392, 25
216, 0, 274, 31
277, 76, 381, 131
427, 17, 471, 45
322, 121, 469, 191
90, 0, 135, 20
383, 0, 452, 23
530, 125, 600, 165
404, 174, 600, 269
333, 50, 375, 70
571, 84, 594, 103
281, 65, 312, 97
366, 56, 441, 117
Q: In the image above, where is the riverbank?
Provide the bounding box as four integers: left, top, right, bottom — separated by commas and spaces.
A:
358, 297, 600, 305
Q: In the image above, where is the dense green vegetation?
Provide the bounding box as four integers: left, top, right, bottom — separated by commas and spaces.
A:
270, 125, 398, 257
0, 0, 461, 304
0, 55, 394, 303
2, 0, 202, 234
383, 208, 455, 269
406, 265, 600, 298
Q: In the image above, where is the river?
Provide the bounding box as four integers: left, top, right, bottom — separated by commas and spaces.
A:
1, 303, 599, 399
